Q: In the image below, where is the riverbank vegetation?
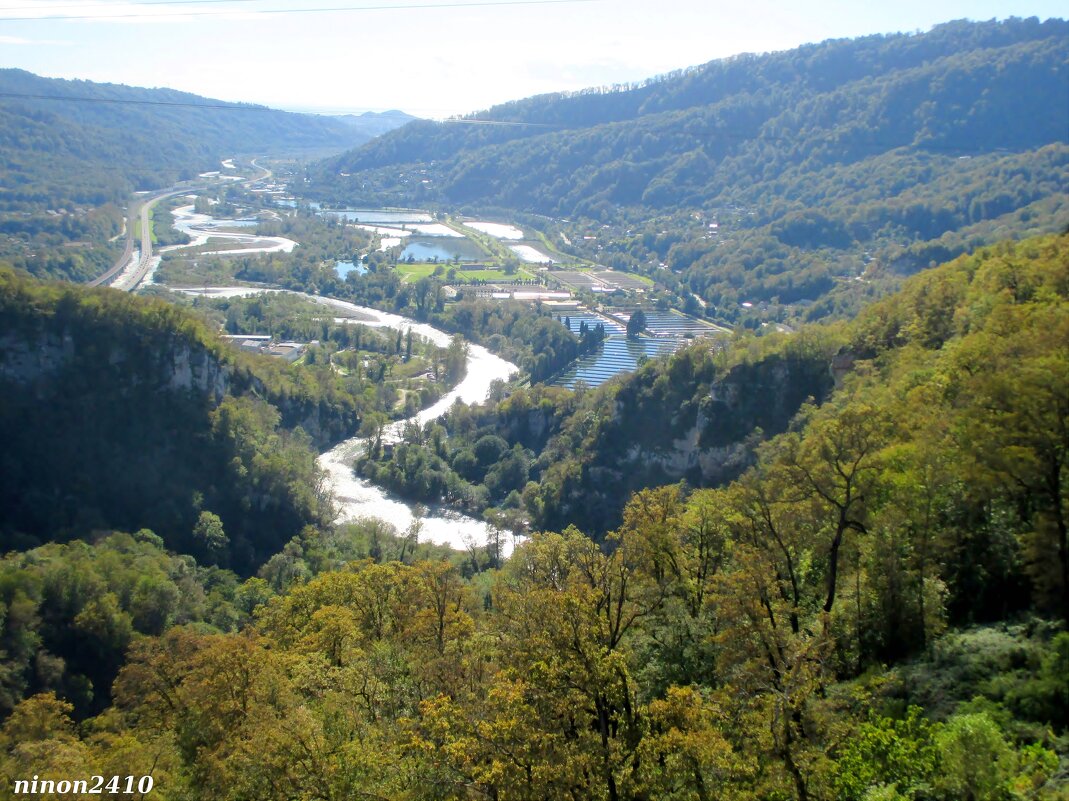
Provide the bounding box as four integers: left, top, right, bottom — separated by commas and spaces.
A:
153, 199, 373, 289
195, 290, 469, 417
355, 321, 841, 533
161, 205, 595, 382
151, 196, 194, 249
144, 179, 635, 391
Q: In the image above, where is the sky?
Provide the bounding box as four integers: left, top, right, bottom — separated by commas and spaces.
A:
1, 0, 1066, 118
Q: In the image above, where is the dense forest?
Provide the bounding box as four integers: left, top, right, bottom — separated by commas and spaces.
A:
310, 18, 1069, 318
191, 290, 471, 418
1, 234, 1065, 800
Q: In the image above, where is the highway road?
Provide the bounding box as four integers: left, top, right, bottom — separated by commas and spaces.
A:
93, 159, 271, 292
88, 189, 184, 291
109, 189, 189, 292
87, 198, 139, 288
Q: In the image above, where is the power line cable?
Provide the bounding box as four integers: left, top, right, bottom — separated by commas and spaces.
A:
0, 0, 264, 11
441, 118, 556, 127
0, 90, 274, 111
0, 0, 598, 22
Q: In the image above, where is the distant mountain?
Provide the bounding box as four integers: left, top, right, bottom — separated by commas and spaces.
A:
331, 109, 419, 139
0, 69, 374, 281
0, 69, 370, 207
310, 17, 1069, 317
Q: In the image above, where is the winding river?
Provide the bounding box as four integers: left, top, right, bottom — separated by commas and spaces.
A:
143, 204, 297, 286
184, 289, 518, 553
316, 299, 518, 554
157, 206, 520, 553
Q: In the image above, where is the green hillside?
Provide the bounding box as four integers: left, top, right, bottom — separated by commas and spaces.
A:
0, 68, 368, 209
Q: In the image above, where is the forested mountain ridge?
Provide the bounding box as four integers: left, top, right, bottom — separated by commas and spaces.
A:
0, 69, 376, 282
311, 17, 1069, 317
324, 18, 1068, 170
0, 69, 369, 207
0, 69, 374, 211
0, 268, 361, 573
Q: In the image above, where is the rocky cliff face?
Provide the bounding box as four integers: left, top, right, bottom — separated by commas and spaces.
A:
623, 429, 754, 491
614, 349, 835, 487
0, 332, 76, 389
0, 324, 351, 450
164, 341, 232, 402
0, 325, 229, 398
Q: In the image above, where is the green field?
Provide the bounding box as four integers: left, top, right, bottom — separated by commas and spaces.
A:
394, 262, 535, 283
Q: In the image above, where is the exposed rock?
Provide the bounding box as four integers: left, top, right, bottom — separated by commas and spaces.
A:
166, 342, 231, 403
0, 325, 350, 450
0, 332, 75, 389
830, 347, 858, 389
